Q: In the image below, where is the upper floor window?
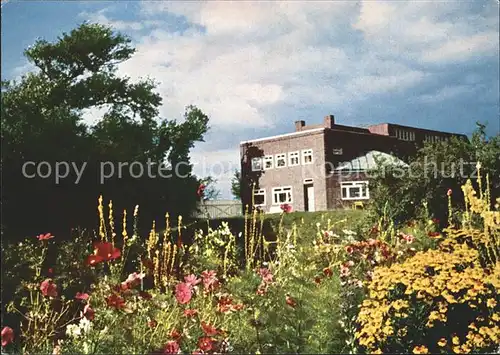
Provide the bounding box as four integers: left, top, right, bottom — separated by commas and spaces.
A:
302, 149, 313, 164
275, 153, 286, 168
289, 151, 300, 166
341, 181, 370, 200
251, 157, 262, 171
396, 129, 415, 141
272, 186, 293, 204
263, 155, 274, 170
253, 189, 266, 206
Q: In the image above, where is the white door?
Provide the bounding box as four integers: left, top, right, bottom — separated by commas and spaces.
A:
306, 185, 315, 212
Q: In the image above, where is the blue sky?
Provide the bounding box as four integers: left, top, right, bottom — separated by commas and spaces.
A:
2, 0, 499, 198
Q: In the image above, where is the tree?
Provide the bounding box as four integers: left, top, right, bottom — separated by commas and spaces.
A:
231, 170, 241, 200
368, 123, 499, 226
1, 23, 209, 240
199, 176, 221, 201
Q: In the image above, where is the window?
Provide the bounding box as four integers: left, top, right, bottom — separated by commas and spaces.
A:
302, 149, 313, 164
251, 157, 263, 171
253, 189, 266, 206
396, 129, 415, 141
272, 186, 292, 204
341, 181, 370, 200
289, 151, 300, 166
332, 148, 343, 155
275, 153, 286, 168
263, 155, 274, 170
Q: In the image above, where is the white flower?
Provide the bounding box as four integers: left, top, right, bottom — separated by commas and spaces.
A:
66, 324, 81, 338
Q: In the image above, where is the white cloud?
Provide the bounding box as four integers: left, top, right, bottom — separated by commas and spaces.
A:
417, 85, 473, 104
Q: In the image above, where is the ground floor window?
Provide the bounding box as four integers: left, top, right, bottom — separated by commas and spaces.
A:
253, 189, 266, 206
341, 181, 369, 200
272, 186, 292, 204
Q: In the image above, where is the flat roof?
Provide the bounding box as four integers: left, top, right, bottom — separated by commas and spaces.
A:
240, 128, 325, 145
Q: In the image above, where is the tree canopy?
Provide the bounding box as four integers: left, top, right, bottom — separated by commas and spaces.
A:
1, 23, 210, 240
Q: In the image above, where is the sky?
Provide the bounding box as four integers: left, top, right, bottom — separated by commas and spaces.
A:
2, 0, 499, 198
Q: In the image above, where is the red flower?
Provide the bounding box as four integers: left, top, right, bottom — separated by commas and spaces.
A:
286, 295, 297, 308
106, 294, 126, 309
94, 241, 121, 261
345, 245, 354, 254
198, 337, 214, 352
314, 276, 322, 284
201, 322, 218, 336
162, 340, 180, 354
48, 268, 54, 275
121, 272, 145, 290
184, 274, 201, 288
197, 184, 206, 198
40, 279, 58, 297
170, 329, 182, 340
85, 254, 104, 266
148, 319, 158, 328
83, 304, 95, 321
369, 226, 379, 235
428, 231, 441, 238
175, 283, 192, 304
447, 189, 452, 196
1, 326, 14, 347
184, 309, 198, 317
75, 292, 89, 301
37, 233, 54, 241
323, 267, 333, 277
280, 203, 292, 213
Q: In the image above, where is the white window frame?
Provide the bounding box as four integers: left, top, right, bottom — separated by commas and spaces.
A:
263, 155, 274, 170
275, 153, 287, 168
251, 157, 263, 171
288, 151, 300, 167
272, 186, 293, 205
340, 181, 370, 200
253, 188, 266, 206
302, 149, 313, 165
332, 148, 343, 155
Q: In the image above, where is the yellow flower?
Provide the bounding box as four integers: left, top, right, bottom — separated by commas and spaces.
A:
486, 298, 497, 308
438, 338, 447, 347
452, 336, 460, 345
413, 345, 429, 354
372, 349, 383, 354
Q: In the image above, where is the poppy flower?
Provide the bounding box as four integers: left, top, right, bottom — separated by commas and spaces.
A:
198, 337, 214, 352
323, 267, 333, 277
75, 292, 89, 301
344, 245, 354, 254
258, 268, 273, 283
162, 340, 180, 354
314, 276, 322, 284
201, 270, 219, 291
37, 233, 54, 241
447, 189, 452, 196
1, 326, 14, 347
286, 295, 297, 308
184, 274, 201, 288
197, 184, 206, 198
201, 322, 218, 336
280, 203, 292, 213
170, 329, 182, 340
428, 231, 441, 238
40, 279, 58, 297
175, 283, 192, 304
106, 294, 126, 309
121, 272, 145, 290
93, 241, 121, 261
85, 254, 104, 266
148, 319, 158, 328
83, 304, 95, 321
184, 309, 198, 317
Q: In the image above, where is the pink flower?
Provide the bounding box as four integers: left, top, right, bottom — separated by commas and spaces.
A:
197, 184, 206, 198
447, 189, 452, 196
201, 270, 219, 291
75, 292, 89, 301
83, 304, 95, 321
106, 294, 126, 309
184, 274, 201, 288
201, 322, 218, 336
1, 327, 14, 347
163, 340, 180, 354
258, 268, 273, 283
286, 295, 297, 308
37, 233, 54, 241
184, 309, 198, 317
280, 203, 292, 213
40, 279, 58, 297
175, 283, 192, 304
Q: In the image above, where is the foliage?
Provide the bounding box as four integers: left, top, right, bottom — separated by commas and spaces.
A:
1, 23, 209, 240
368, 123, 500, 226
230, 170, 241, 201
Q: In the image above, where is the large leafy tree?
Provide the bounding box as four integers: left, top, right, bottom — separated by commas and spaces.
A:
368, 123, 499, 225
1, 23, 209, 239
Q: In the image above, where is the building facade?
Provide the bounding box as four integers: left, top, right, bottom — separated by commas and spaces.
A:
239, 115, 467, 213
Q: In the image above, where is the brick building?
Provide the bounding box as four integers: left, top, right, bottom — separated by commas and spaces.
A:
239, 115, 467, 213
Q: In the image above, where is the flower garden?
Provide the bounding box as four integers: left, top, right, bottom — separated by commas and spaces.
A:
1, 173, 499, 354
